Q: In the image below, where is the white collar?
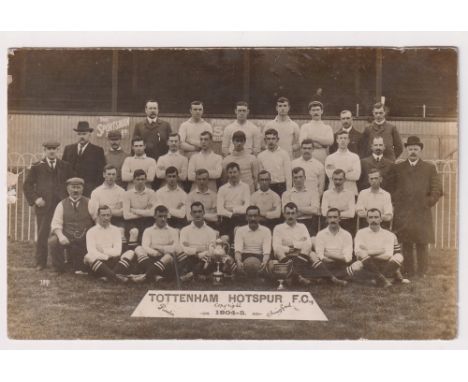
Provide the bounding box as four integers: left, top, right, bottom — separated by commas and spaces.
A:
147, 117, 158, 124
341, 126, 352, 133
372, 154, 383, 161
195, 187, 211, 195
191, 221, 207, 229
374, 119, 386, 126
133, 154, 147, 159
408, 159, 420, 166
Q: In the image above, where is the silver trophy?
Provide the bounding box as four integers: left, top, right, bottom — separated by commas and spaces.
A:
208, 238, 230, 285
271, 260, 293, 290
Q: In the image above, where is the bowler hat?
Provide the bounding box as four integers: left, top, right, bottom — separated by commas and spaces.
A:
107, 130, 122, 140
66, 177, 85, 186
404, 136, 424, 149
42, 140, 60, 148
73, 121, 93, 132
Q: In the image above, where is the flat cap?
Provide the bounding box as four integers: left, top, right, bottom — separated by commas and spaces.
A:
107, 130, 122, 140
42, 140, 61, 148
66, 177, 85, 186
308, 100, 324, 110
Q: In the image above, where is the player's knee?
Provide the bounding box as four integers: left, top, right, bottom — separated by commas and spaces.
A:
135, 246, 146, 260
160, 254, 173, 265
121, 250, 135, 262
309, 250, 320, 263
348, 260, 364, 275
391, 253, 404, 265
83, 253, 94, 266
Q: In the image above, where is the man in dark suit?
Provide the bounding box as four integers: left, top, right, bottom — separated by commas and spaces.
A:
329, 110, 364, 157
387, 136, 442, 278
358, 136, 394, 191
62, 121, 106, 197
132, 99, 172, 162
361, 102, 403, 161
23, 140, 74, 270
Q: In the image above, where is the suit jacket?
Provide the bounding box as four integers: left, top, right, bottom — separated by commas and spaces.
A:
329, 127, 364, 157
62, 142, 106, 196
133, 118, 172, 161
23, 158, 75, 215
358, 155, 394, 191
361, 121, 403, 161
387, 159, 443, 243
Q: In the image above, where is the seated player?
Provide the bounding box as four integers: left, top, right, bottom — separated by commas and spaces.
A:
250, 170, 282, 231
155, 166, 187, 229
282, 167, 320, 236
355, 168, 393, 229
83, 205, 135, 283
217, 162, 250, 242
291, 139, 325, 198
121, 137, 157, 189
311, 208, 352, 285
353, 208, 409, 287
233, 205, 272, 280
321, 169, 356, 236
272, 202, 314, 286
186, 168, 218, 229
49, 178, 94, 274
222, 131, 259, 193
122, 169, 158, 248
132, 205, 179, 283
155, 133, 189, 191
89, 164, 126, 229
178, 202, 219, 282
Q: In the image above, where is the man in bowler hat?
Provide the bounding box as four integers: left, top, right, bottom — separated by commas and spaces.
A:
23, 140, 75, 270
387, 136, 443, 277
62, 121, 106, 197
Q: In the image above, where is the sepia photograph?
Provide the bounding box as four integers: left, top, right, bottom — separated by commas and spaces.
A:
5, 45, 458, 341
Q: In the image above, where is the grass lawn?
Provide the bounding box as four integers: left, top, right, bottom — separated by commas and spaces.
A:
7, 241, 457, 340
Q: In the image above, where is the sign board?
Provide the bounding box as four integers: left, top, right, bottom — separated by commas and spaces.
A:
132, 290, 327, 321
95, 116, 131, 139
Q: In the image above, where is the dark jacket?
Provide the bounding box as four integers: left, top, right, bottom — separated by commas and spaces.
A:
133, 118, 172, 161
387, 159, 443, 243
358, 155, 394, 191
23, 158, 75, 215
361, 121, 403, 161
62, 142, 106, 196
329, 127, 364, 157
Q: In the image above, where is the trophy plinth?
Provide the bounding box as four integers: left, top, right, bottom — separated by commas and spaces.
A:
272, 262, 293, 291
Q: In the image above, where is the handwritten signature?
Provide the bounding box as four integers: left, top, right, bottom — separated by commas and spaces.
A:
266, 303, 299, 318
157, 303, 175, 317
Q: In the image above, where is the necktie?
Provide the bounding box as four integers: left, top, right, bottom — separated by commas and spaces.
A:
71, 200, 78, 210
78, 145, 84, 156
49, 160, 55, 169
376, 157, 380, 163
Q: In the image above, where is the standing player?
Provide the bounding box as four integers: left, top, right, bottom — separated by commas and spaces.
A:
187, 131, 222, 191
282, 167, 320, 236
178, 100, 213, 158
222, 130, 259, 193
62, 121, 106, 197
155, 133, 188, 190
257, 128, 292, 196
132, 205, 179, 284
291, 139, 325, 198
105, 130, 128, 188
155, 167, 187, 229
325, 130, 361, 196
299, 101, 334, 164
186, 169, 218, 228
361, 102, 403, 161
121, 137, 157, 189
234, 206, 272, 279
132, 99, 172, 162
250, 170, 282, 231
23, 140, 74, 270
83, 205, 135, 283
217, 162, 250, 242
263, 97, 300, 158
222, 101, 261, 156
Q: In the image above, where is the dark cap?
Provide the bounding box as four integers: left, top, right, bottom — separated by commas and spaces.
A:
73, 121, 93, 132
66, 177, 85, 186
404, 136, 424, 149
107, 130, 122, 140
42, 140, 60, 149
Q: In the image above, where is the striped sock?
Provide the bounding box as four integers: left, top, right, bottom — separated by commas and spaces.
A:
113, 258, 131, 275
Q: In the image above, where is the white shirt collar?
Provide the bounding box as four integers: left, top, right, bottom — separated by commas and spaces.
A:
374, 119, 386, 125
147, 117, 158, 124
195, 187, 211, 195
408, 159, 420, 166
133, 154, 148, 159
78, 142, 90, 151
372, 153, 383, 161
341, 126, 352, 133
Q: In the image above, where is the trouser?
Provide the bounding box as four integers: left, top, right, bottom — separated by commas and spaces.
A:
48, 234, 88, 273
351, 253, 404, 281
304, 257, 351, 279
135, 246, 174, 279
298, 216, 320, 237
84, 250, 135, 280
35, 208, 55, 267
219, 215, 246, 243
402, 242, 429, 276
270, 182, 286, 197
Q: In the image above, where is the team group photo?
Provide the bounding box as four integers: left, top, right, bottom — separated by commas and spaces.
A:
6, 47, 458, 340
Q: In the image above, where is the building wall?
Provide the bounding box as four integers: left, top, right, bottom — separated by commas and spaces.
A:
8, 113, 458, 160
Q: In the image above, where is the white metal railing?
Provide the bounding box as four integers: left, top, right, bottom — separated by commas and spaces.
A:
6, 154, 458, 250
